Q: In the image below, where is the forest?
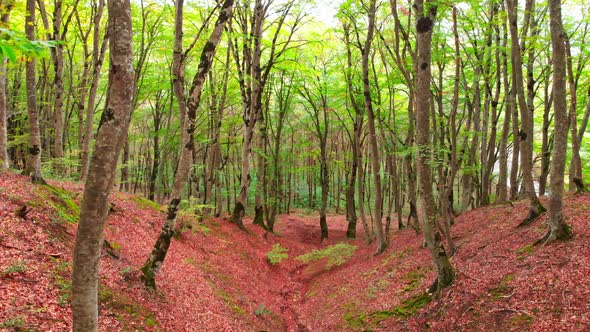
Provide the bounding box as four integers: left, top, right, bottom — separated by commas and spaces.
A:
0, 0, 589, 330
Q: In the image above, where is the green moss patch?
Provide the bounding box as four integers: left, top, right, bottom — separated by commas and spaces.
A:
343, 293, 432, 330
35, 185, 80, 223
130, 195, 161, 211
296, 243, 357, 269
99, 284, 159, 330
267, 243, 289, 265
489, 274, 515, 298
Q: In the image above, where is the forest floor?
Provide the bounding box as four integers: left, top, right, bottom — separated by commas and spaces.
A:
0, 170, 589, 331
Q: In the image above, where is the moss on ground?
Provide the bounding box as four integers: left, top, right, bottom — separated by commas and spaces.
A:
35, 185, 80, 223
343, 293, 432, 330
296, 243, 357, 269
130, 195, 161, 211
99, 284, 159, 330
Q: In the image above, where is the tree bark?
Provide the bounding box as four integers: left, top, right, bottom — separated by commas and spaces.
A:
24, 0, 46, 184
507, 0, 546, 226
71, 0, 134, 328
414, 0, 454, 295
362, 0, 386, 254
0, 1, 11, 170
537, 0, 572, 243
81, 0, 107, 181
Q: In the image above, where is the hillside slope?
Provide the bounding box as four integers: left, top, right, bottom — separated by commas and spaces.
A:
0, 171, 588, 331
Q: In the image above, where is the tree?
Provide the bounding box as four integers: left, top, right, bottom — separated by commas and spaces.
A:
506, 0, 546, 226
141, 0, 234, 289
0, 0, 14, 170
24, 0, 46, 184
536, 0, 572, 244
361, 0, 386, 254
71, 0, 134, 329
413, 0, 454, 295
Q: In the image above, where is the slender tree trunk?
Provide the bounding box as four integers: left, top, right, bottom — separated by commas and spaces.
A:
414, 1, 454, 295
363, 0, 386, 254
0, 2, 11, 170
565, 38, 584, 192
537, 0, 572, 243
507, 0, 546, 226
141, 0, 234, 289
539, 79, 553, 196
496, 32, 511, 203
52, 0, 65, 173
24, 0, 46, 184
71, 0, 134, 328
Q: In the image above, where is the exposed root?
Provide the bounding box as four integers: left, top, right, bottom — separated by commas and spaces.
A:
517, 202, 546, 227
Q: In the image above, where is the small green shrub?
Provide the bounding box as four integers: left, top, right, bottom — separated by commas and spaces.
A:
296, 243, 357, 269
267, 243, 289, 265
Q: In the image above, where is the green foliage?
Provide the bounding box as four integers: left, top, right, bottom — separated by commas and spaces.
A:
267, 243, 289, 265
1, 260, 27, 276
296, 243, 356, 269
0, 28, 55, 62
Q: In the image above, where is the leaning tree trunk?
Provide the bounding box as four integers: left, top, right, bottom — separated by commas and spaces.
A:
71, 0, 134, 329
414, 0, 454, 295
141, 0, 234, 289
537, 0, 572, 244
24, 0, 45, 184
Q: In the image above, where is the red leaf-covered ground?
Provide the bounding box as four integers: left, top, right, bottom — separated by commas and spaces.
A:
0, 170, 589, 331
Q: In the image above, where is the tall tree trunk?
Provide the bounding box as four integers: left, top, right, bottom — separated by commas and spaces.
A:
565, 37, 584, 192
496, 28, 511, 203
71, 0, 134, 328
0, 1, 11, 170
0, 58, 7, 170
537, 0, 572, 243
52, 0, 65, 173
24, 0, 46, 184
539, 78, 553, 196
81, 0, 107, 181
362, 0, 386, 254
141, 0, 234, 289
507, 0, 546, 226
414, 0, 454, 295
